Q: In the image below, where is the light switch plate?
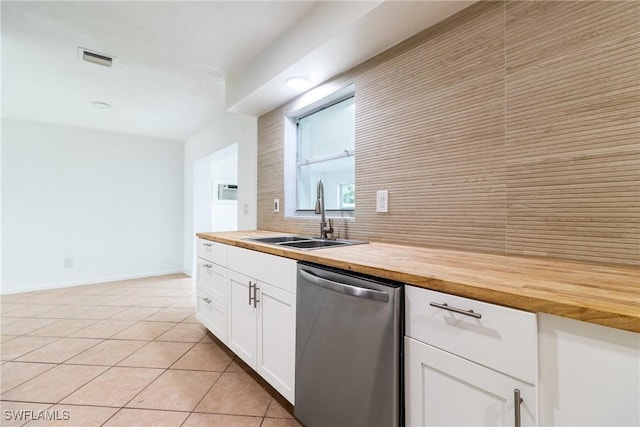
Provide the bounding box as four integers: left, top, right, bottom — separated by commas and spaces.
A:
376, 190, 388, 213
274, 198, 280, 213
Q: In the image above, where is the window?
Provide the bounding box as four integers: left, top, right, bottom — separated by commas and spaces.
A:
295, 96, 355, 211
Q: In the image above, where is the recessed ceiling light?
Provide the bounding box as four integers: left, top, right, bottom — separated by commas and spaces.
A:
91, 101, 111, 109
286, 76, 311, 90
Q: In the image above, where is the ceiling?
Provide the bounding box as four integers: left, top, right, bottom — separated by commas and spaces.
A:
1, 1, 473, 141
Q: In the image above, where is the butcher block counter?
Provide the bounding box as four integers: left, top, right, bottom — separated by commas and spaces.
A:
196, 230, 640, 333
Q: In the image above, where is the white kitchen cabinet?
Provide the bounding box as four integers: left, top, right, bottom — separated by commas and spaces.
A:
195, 239, 228, 344
405, 286, 538, 427
227, 270, 258, 367
538, 313, 639, 426
226, 246, 297, 403
406, 337, 537, 427
257, 281, 296, 402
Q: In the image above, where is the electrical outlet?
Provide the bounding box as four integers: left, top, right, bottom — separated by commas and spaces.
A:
274, 198, 280, 213
376, 190, 388, 213
243, 203, 249, 215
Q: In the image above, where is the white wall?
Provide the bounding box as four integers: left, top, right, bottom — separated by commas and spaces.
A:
184, 112, 256, 276
210, 143, 238, 232
1, 118, 184, 293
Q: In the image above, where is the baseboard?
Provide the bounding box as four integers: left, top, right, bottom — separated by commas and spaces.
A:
0, 269, 186, 295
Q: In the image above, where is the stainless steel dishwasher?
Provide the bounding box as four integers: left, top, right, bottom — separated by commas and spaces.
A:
295, 262, 403, 427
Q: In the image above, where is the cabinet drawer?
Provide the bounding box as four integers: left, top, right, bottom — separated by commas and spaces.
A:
227, 246, 297, 293
197, 238, 227, 265
405, 286, 537, 384
197, 288, 227, 344
197, 258, 227, 303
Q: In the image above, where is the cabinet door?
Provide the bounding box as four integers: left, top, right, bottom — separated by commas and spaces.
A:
405, 337, 537, 427
257, 281, 296, 403
227, 270, 257, 369
196, 288, 227, 344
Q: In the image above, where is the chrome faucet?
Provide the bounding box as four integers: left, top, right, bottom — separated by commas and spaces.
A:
315, 179, 334, 239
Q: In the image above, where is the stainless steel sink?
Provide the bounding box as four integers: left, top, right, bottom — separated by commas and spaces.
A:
248, 236, 310, 244
246, 236, 367, 250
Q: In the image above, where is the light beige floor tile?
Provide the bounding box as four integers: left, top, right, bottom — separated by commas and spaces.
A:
265, 398, 294, 419
1, 364, 107, 403
195, 372, 272, 416
225, 359, 248, 374
155, 323, 206, 343
22, 405, 118, 427
0, 293, 32, 303
1, 336, 57, 361
171, 343, 233, 372
198, 333, 216, 344
118, 342, 193, 369
68, 320, 135, 339
33, 305, 91, 319
16, 338, 101, 363
1, 304, 58, 318
182, 413, 262, 427
0, 317, 22, 328
110, 321, 176, 341
1, 318, 57, 335
144, 308, 193, 323
69, 306, 128, 320
181, 314, 199, 323
0, 401, 52, 427
126, 369, 220, 411
102, 408, 189, 427
27, 319, 98, 337
107, 307, 161, 321
65, 340, 147, 366
61, 367, 163, 407
0, 362, 56, 394
171, 298, 195, 308
114, 296, 178, 308
261, 418, 303, 427
1, 335, 18, 343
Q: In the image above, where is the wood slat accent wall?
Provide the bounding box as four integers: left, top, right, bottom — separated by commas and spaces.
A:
257, 1, 640, 266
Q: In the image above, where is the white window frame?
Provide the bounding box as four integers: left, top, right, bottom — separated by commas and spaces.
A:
283, 84, 355, 218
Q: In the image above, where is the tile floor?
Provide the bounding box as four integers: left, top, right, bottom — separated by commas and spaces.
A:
0, 274, 301, 427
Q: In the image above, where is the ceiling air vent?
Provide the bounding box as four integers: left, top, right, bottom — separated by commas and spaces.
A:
80, 48, 113, 67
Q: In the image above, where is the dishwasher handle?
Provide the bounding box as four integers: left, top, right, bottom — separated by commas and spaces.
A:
299, 269, 390, 303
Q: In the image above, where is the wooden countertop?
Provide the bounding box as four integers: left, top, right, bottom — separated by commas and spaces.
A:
196, 230, 640, 333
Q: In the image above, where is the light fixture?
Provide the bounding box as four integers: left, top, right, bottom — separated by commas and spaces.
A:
286, 76, 311, 90
91, 101, 111, 109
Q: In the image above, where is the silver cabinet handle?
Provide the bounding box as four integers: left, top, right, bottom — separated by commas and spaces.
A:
203, 242, 212, 247
514, 389, 523, 427
204, 264, 212, 268
253, 285, 259, 308
248, 281, 254, 305
203, 297, 212, 304
299, 269, 389, 303
429, 302, 482, 319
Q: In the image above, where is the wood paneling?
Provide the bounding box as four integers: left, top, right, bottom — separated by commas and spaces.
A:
257, 1, 640, 266
197, 231, 640, 333
505, 3, 640, 265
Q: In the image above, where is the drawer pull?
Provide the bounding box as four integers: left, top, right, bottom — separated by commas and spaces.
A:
203, 243, 212, 247
204, 264, 212, 268
203, 297, 212, 304
429, 302, 482, 319
514, 389, 523, 427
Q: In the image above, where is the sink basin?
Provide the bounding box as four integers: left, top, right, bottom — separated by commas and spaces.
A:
249, 236, 310, 244
246, 235, 367, 250
279, 240, 349, 249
